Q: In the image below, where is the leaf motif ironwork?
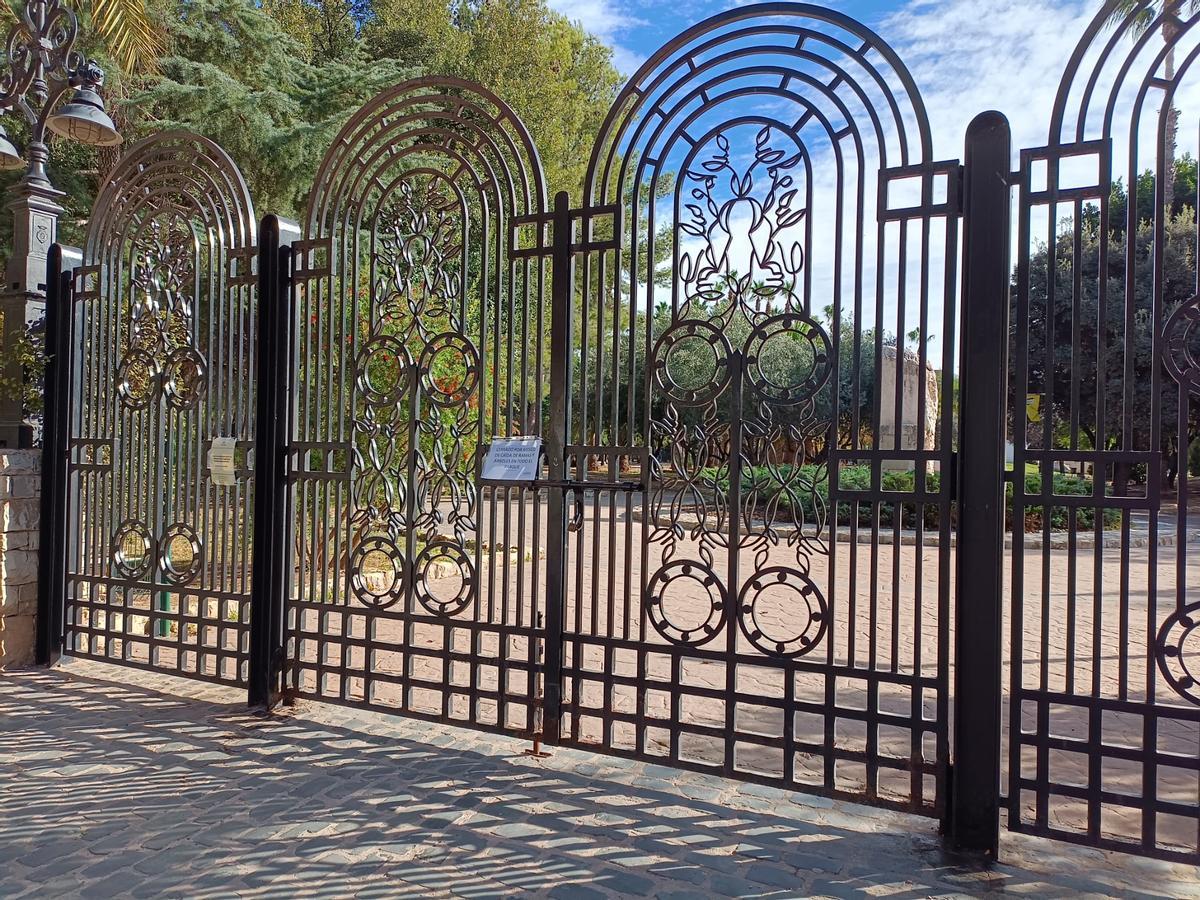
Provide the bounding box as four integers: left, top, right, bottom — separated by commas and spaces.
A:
351, 175, 476, 615
647, 124, 830, 656
117, 213, 206, 410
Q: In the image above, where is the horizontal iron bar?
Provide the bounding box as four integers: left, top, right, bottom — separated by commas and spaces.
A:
479, 478, 644, 491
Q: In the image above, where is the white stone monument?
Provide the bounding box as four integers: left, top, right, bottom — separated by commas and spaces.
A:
878, 346, 939, 471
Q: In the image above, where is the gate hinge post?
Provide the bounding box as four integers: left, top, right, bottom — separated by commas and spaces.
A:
36, 244, 73, 667
539, 191, 573, 745
249, 215, 298, 710
948, 111, 1011, 859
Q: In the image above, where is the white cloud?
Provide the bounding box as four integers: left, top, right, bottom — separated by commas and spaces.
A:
547, 0, 646, 75
883, 0, 1097, 165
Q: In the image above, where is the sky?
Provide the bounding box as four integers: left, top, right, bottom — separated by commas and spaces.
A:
547, 0, 1105, 171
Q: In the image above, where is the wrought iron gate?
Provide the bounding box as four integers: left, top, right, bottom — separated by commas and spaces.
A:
277, 78, 551, 732
1004, 0, 1200, 862
36, 0, 1200, 867
55, 132, 258, 686
551, 5, 958, 815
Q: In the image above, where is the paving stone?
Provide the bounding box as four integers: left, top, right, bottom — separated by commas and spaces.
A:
747, 861, 804, 889
548, 884, 608, 900
1, 661, 1197, 900
595, 869, 657, 894
709, 871, 782, 896
20, 841, 87, 870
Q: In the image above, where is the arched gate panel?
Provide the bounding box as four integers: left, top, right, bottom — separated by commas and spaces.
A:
62, 132, 258, 685
558, 4, 960, 814
1007, 0, 1200, 861
285, 78, 550, 733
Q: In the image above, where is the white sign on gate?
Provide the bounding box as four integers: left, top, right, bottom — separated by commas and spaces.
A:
208, 437, 239, 486
481, 436, 542, 482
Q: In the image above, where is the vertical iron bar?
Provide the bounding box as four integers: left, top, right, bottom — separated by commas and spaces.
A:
36, 243, 75, 666
542, 191, 572, 742
249, 215, 297, 707
950, 111, 1011, 856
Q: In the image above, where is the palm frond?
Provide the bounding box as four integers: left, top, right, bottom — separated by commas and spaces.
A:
86, 0, 165, 74
1105, 0, 1158, 36
1105, 0, 1200, 36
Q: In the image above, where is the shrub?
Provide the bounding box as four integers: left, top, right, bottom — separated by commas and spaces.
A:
687, 463, 1117, 531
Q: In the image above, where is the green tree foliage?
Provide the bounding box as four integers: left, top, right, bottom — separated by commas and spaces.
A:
262, 0, 372, 63
1018, 156, 1200, 492
360, 0, 621, 198
15, 0, 619, 226
129, 0, 411, 216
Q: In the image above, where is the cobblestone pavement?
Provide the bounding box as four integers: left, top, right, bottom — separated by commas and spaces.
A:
1, 660, 1198, 899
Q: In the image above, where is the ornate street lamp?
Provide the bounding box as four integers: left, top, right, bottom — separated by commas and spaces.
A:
0, 0, 122, 446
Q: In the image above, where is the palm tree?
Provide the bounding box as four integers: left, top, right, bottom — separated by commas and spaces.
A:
1107, 0, 1200, 212
0, 0, 164, 75
86, 0, 165, 74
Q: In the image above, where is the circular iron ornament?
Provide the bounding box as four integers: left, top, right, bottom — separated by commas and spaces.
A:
413, 540, 475, 617
744, 313, 833, 406
116, 348, 160, 410
349, 537, 406, 609
644, 560, 726, 647
111, 520, 153, 580
737, 567, 828, 658
419, 332, 480, 408
159, 522, 203, 585
1155, 602, 1200, 706
651, 319, 733, 407
355, 335, 413, 406
162, 347, 208, 410
1163, 295, 1200, 396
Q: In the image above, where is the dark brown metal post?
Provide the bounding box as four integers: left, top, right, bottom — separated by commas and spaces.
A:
35, 243, 75, 666
541, 190, 572, 741
249, 215, 298, 708
950, 110, 1011, 856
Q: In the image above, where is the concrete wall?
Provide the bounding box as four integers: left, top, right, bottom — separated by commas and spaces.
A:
878, 346, 939, 468
0, 449, 39, 668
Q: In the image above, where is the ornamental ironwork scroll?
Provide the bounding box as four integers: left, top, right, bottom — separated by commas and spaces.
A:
63, 131, 257, 686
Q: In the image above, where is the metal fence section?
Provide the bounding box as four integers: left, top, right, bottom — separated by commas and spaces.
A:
280, 78, 552, 733
59, 132, 258, 686
35, 0, 1200, 867
553, 4, 960, 816
1006, 1, 1200, 862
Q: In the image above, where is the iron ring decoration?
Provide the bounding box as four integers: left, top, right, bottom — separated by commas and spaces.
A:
349, 536, 407, 610
419, 332, 480, 408
116, 348, 161, 410
743, 312, 833, 406
1155, 602, 1200, 706
737, 566, 828, 658
413, 540, 475, 618
355, 335, 414, 407
159, 522, 203, 586
162, 347, 208, 410
644, 559, 726, 647
111, 520, 153, 581
651, 318, 733, 407
1163, 294, 1200, 397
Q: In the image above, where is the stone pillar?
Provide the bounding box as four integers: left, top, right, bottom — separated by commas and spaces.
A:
0, 449, 40, 668
0, 175, 64, 448
878, 346, 939, 471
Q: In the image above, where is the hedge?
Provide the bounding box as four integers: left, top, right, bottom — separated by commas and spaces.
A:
691, 464, 1120, 531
